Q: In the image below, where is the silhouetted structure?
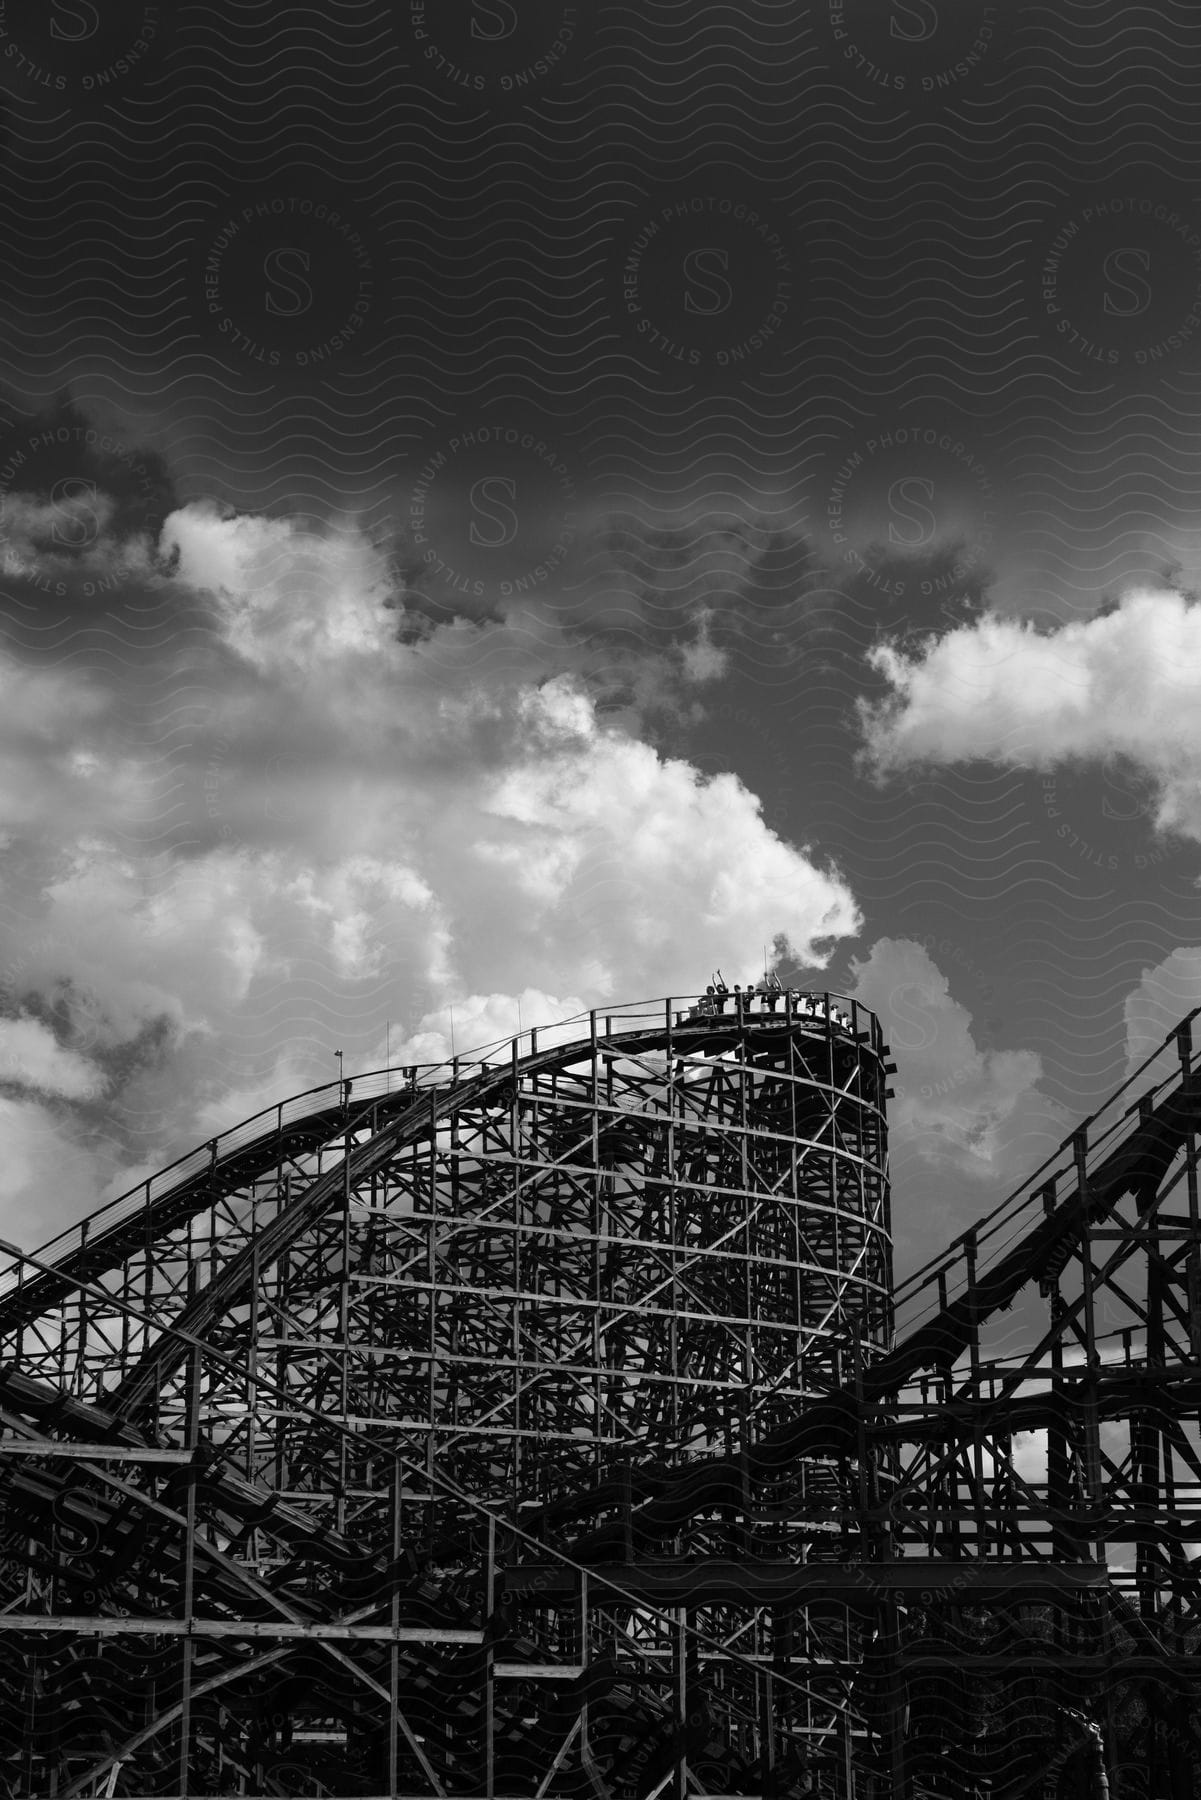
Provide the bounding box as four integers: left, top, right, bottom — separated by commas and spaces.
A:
0, 986, 1196, 1796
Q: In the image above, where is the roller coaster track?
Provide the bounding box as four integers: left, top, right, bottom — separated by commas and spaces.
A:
0, 996, 1198, 1795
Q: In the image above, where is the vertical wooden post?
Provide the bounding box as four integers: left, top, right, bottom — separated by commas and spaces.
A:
673, 1607, 687, 1800
389, 1454, 401, 1799
485, 1513, 496, 1800
178, 1264, 201, 1797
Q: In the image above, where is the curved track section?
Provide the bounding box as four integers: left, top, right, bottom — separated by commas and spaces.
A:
0, 993, 1198, 1795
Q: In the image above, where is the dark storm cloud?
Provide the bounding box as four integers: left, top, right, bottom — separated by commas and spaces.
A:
0, 393, 178, 628
0, 392, 175, 547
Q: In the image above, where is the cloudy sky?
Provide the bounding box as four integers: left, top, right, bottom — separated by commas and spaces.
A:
1, 1, 1200, 1276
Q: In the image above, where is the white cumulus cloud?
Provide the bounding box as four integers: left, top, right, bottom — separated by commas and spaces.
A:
841, 939, 1069, 1268
0, 1015, 105, 1101
857, 588, 1201, 840
846, 937, 1049, 1179
1122, 946, 1201, 1080
0, 504, 861, 1242
0, 1096, 104, 1249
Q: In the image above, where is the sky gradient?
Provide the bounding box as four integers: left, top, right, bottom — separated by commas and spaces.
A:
1, 0, 1200, 1280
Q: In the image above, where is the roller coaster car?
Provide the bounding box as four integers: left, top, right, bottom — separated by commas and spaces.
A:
791, 997, 852, 1031
684, 997, 720, 1022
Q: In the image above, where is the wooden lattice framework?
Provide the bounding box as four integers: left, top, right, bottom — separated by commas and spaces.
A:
0, 989, 1198, 1797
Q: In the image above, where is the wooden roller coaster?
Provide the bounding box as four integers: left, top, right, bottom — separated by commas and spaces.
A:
0, 988, 1197, 1797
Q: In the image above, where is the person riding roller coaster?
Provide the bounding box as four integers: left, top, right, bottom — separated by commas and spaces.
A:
685, 978, 853, 1034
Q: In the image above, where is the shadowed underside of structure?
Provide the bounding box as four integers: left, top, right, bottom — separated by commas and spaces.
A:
0, 988, 1198, 1797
